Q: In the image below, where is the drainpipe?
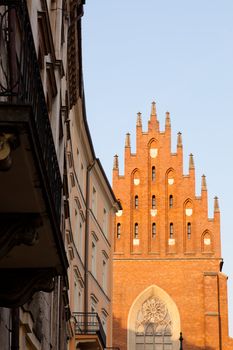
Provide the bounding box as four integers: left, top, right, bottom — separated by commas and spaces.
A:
11, 308, 19, 350
84, 160, 95, 314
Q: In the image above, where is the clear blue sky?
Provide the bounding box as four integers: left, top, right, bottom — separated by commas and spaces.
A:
82, 0, 233, 335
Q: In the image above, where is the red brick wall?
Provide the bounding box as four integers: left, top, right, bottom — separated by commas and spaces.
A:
112, 106, 232, 349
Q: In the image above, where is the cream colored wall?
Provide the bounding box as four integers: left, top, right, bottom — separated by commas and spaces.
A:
65, 104, 87, 316
66, 100, 117, 343
88, 168, 114, 345
66, 105, 117, 346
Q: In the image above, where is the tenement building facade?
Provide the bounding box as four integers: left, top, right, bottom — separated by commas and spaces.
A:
112, 102, 233, 350
65, 95, 121, 349
0, 1, 119, 349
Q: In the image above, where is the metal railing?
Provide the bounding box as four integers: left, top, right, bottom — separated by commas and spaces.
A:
105, 348, 120, 350
73, 312, 106, 348
0, 0, 62, 218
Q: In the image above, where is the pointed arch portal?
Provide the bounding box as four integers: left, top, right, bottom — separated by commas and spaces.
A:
128, 285, 180, 350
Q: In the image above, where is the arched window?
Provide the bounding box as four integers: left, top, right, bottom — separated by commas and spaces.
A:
133, 170, 140, 186
187, 222, 191, 239
169, 195, 173, 208
202, 231, 212, 253
152, 223, 156, 238
135, 195, 139, 209
134, 223, 139, 239
152, 195, 156, 209
152, 166, 156, 181
117, 223, 121, 239
134, 296, 173, 350
169, 223, 173, 238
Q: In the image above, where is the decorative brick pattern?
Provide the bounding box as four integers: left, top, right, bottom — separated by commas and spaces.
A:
112, 103, 233, 350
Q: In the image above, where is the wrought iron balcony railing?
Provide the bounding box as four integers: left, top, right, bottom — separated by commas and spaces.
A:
0, 0, 62, 218
73, 312, 106, 348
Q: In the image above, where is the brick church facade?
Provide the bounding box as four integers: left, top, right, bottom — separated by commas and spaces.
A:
112, 102, 233, 350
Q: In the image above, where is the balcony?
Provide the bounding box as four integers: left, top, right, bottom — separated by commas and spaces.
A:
0, 0, 68, 307
74, 312, 106, 350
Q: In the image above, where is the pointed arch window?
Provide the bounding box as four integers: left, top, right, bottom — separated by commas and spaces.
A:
152, 166, 156, 181
169, 223, 174, 238
169, 195, 173, 208
152, 195, 156, 209
152, 223, 156, 239
135, 296, 173, 350
117, 223, 121, 239
135, 195, 139, 209
202, 231, 212, 253
134, 223, 139, 239
187, 222, 191, 239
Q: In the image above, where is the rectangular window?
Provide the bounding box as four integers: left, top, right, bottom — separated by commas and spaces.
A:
67, 152, 72, 168
74, 277, 82, 312
79, 221, 83, 259
70, 173, 75, 187
92, 187, 97, 216
80, 162, 84, 190
74, 210, 83, 260
91, 241, 96, 277
103, 208, 108, 236
102, 312, 107, 333
91, 296, 97, 313
102, 259, 107, 292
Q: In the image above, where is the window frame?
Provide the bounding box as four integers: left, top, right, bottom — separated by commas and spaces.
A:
169, 223, 174, 238
117, 223, 121, 239
152, 166, 156, 181
152, 195, 156, 209
134, 223, 139, 239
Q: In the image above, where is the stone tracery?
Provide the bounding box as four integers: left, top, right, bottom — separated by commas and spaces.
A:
136, 297, 171, 329
135, 296, 173, 349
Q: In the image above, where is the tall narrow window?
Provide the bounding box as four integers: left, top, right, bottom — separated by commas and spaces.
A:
169, 195, 173, 208
134, 223, 139, 239
91, 296, 97, 313
70, 173, 75, 187
169, 223, 174, 238
102, 259, 107, 291
135, 195, 139, 209
152, 166, 156, 181
101, 311, 107, 333
117, 223, 121, 239
187, 222, 191, 239
152, 195, 156, 209
152, 223, 156, 238
91, 241, 96, 277
80, 163, 84, 190
92, 187, 97, 216
103, 208, 108, 236
79, 222, 83, 259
